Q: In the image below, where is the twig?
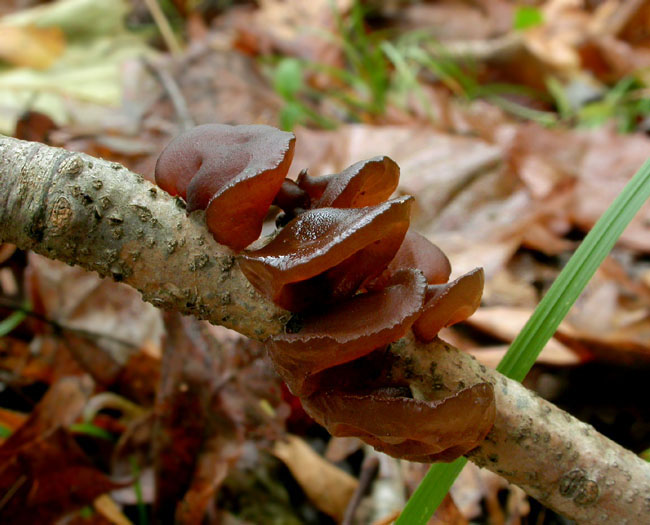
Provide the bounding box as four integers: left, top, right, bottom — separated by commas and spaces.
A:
142, 0, 183, 58
1, 137, 649, 523
142, 57, 194, 131
342, 455, 381, 525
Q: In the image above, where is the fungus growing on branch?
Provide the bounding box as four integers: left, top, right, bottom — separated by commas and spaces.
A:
367, 230, 452, 291
272, 179, 311, 218
413, 268, 485, 342
301, 383, 495, 462
239, 197, 412, 311
154, 122, 494, 464
267, 269, 427, 397
297, 156, 400, 209
155, 124, 295, 250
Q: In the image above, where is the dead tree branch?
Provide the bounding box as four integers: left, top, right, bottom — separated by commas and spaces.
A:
1, 135, 649, 524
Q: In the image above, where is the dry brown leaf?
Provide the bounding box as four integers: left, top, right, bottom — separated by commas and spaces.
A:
93, 494, 133, 525
0, 24, 65, 69
273, 434, 358, 522
153, 313, 243, 524
0, 243, 16, 264
466, 307, 581, 366
26, 254, 163, 394
430, 493, 469, 525
572, 129, 650, 252
0, 377, 125, 523
0, 407, 27, 445
468, 344, 579, 369
235, 0, 351, 61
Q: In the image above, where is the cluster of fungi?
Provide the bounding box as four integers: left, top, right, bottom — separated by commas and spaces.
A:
155, 124, 496, 462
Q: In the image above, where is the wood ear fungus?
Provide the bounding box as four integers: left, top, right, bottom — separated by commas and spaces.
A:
267, 269, 427, 397
412, 268, 484, 342
297, 156, 400, 209
155, 123, 493, 462
367, 230, 451, 291
239, 197, 412, 311
155, 124, 295, 250
301, 383, 496, 462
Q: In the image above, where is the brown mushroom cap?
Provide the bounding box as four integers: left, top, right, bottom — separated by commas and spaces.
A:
413, 267, 484, 342
272, 178, 311, 219
239, 197, 413, 311
306, 156, 401, 209
301, 383, 496, 462
155, 124, 295, 251
367, 230, 452, 291
267, 269, 427, 396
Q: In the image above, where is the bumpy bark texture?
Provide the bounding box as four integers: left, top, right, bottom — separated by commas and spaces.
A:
1, 136, 649, 524
0, 136, 287, 338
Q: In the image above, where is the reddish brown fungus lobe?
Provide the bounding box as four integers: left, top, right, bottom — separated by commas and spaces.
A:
297, 156, 400, 208
367, 230, 451, 291
302, 383, 495, 462
239, 197, 412, 311
413, 267, 484, 342
267, 269, 427, 397
155, 124, 295, 250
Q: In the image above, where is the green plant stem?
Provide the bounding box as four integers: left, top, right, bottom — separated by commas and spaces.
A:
0, 309, 26, 337
397, 158, 650, 524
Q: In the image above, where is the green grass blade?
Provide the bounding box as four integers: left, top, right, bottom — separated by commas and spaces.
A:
497, 157, 650, 380
396, 457, 467, 524
69, 422, 115, 442
397, 157, 650, 524
0, 310, 27, 337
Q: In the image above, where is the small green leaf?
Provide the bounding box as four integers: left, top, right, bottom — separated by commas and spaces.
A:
0, 424, 12, 438
0, 310, 26, 337
273, 58, 304, 100
513, 6, 544, 30
69, 422, 115, 442
279, 102, 304, 131
130, 456, 148, 525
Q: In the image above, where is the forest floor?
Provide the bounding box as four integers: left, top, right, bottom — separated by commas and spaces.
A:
1, 0, 650, 523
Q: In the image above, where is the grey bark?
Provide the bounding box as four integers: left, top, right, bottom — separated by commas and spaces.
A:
1, 135, 649, 524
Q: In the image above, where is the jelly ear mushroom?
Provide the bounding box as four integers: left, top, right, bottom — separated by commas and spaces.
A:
301, 382, 496, 462
367, 230, 451, 291
155, 124, 295, 251
267, 269, 427, 397
413, 267, 484, 342
272, 179, 311, 224
297, 156, 400, 209
239, 197, 413, 311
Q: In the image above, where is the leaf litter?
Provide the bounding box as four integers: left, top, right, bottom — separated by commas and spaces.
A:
1, 0, 650, 523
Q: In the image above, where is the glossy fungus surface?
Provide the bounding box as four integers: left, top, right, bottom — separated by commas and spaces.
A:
302, 383, 496, 462
155, 124, 295, 250
413, 267, 485, 342
300, 156, 400, 209
267, 269, 427, 396
239, 197, 412, 311
367, 230, 452, 291
273, 179, 311, 216
155, 123, 493, 463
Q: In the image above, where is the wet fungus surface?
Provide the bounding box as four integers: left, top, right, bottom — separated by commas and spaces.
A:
267, 269, 427, 397
155, 123, 295, 250
239, 197, 412, 311
155, 124, 495, 462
